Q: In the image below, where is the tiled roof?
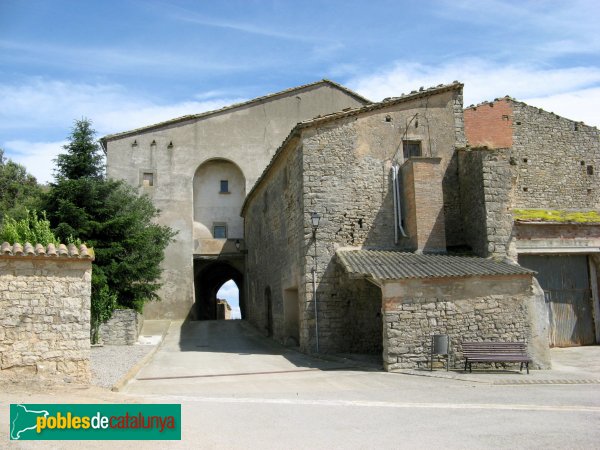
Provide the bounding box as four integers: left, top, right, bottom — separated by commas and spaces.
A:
0, 242, 95, 260
100, 79, 371, 142
337, 250, 533, 280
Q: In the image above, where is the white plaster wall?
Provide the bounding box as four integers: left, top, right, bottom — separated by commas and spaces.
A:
105, 83, 367, 319
193, 159, 245, 240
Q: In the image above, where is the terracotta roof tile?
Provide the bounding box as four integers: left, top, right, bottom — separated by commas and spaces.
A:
0, 242, 95, 260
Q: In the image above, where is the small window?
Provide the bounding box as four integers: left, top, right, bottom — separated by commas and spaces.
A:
587, 165, 594, 175
403, 141, 422, 159
220, 180, 229, 193
213, 225, 227, 239
142, 172, 154, 187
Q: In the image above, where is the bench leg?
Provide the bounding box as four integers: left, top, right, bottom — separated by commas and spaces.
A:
464, 359, 468, 372
520, 362, 523, 372
526, 362, 529, 375
469, 362, 472, 373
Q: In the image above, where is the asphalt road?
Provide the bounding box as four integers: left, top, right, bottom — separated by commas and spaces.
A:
3, 320, 600, 449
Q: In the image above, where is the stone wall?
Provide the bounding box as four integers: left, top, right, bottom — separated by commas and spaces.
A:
0, 243, 93, 384
243, 137, 306, 346
334, 264, 382, 355
244, 84, 464, 353
458, 148, 515, 258
464, 99, 599, 212
382, 274, 551, 371
99, 308, 143, 345
511, 101, 599, 210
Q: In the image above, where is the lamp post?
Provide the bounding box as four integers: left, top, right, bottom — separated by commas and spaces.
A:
311, 212, 320, 353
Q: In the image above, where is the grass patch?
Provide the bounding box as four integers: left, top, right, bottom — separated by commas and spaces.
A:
513, 209, 600, 223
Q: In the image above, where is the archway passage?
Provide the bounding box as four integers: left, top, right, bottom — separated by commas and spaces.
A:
193, 259, 244, 321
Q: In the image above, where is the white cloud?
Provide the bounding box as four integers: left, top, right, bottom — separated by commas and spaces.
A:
2, 140, 66, 185
0, 78, 245, 184
348, 59, 600, 127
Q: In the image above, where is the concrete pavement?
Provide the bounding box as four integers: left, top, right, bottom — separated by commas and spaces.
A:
3, 320, 600, 449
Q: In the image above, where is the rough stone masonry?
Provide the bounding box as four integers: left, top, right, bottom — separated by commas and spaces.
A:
0, 242, 93, 384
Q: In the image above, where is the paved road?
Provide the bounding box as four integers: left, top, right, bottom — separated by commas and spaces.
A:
119, 320, 600, 449
3, 320, 599, 449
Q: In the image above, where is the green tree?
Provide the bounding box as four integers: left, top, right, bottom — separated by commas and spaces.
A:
0, 149, 44, 222
54, 119, 104, 180
44, 119, 175, 342
0, 210, 59, 246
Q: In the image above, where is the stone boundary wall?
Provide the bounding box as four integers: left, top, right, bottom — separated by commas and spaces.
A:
99, 309, 143, 345
0, 243, 94, 384
382, 274, 550, 371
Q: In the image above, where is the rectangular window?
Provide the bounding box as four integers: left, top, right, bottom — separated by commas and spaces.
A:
142, 172, 154, 187
403, 141, 422, 159
220, 180, 229, 193
213, 225, 227, 239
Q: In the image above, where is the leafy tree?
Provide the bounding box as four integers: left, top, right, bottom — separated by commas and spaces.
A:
0, 149, 44, 222
43, 119, 175, 342
0, 210, 59, 246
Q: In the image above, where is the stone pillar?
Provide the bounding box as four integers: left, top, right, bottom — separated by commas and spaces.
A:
401, 157, 446, 253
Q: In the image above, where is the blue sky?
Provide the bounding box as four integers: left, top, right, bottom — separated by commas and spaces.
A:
1, 0, 600, 184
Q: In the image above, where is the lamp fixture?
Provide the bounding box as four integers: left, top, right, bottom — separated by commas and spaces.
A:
311, 212, 320, 238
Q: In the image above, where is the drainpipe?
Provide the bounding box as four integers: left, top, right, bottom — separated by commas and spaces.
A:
312, 238, 319, 353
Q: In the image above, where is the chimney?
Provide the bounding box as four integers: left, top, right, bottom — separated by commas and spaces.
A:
401, 157, 446, 253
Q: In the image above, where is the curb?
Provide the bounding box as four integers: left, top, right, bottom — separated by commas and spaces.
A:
111, 321, 171, 392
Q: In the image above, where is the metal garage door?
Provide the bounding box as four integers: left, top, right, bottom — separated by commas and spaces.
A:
518, 254, 595, 347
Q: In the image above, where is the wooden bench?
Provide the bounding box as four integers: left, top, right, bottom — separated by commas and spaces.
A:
462, 342, 531, 374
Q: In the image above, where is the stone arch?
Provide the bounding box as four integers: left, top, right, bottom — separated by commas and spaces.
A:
193, 260, 244, 321
192, 158, 246, 240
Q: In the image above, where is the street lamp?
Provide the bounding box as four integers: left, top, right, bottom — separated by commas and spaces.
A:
311, 211, 320, 237
311, 211, 321, 352
235, 239, 241, 251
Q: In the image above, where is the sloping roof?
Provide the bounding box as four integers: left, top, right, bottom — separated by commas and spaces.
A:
100, 79, 370, 143
0, 242, 95, 260
336, 250, 533, 280
241, 82, 463, 216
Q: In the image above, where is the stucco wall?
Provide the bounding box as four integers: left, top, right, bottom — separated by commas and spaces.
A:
106, 83, 367, 319
382, 274, 551, 371
0, 248, 92, 384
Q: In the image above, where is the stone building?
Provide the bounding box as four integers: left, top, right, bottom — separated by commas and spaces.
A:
102, 77, 597, 369
463, 98, 600, 347
101, 80, 369, 321
241, 83, 550, 369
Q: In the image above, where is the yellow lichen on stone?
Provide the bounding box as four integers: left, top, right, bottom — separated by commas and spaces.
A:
512, 209, 600, 223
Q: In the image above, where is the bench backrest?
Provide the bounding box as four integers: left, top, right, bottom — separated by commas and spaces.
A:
462, 342, 528, 356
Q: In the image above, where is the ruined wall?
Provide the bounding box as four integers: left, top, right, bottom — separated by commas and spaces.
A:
382, 274, 551, 371
458, 148, 515, 258
0, 244, 93, 384
99, 309, 143, 345
511, 102, 599, 209
464, 99, 600, 211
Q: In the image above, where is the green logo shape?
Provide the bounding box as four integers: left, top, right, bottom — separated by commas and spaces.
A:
10, 404, 181, 440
